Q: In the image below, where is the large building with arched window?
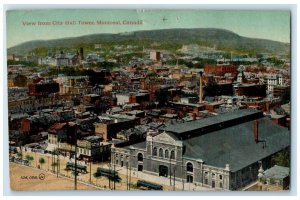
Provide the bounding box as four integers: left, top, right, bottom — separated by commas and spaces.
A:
111, 109, 289, 190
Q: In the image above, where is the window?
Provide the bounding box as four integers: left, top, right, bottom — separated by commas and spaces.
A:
137, 153, 143, 162
212, 173, 216, 179
186, 162, 193, 172
153, 147, 157, 156
159, 165, 168, 177
159, 148, 163, 158
165, 150, 169, 158
219, 182, 223, 188
219, 175, 222, 180
204, 178, 208, 185
187, 175, 193, 183
138, 165, 143, 171
170, 150, 175, 159
212, 180, 215, 188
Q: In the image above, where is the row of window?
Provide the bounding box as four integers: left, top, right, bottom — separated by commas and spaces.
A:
204, 172, 223, 180
78, 148, 89, 155
153, 147, 175, 159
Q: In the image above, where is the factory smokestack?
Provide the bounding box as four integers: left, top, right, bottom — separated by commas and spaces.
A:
199, 71, 203, 104
79, 47, 84, 61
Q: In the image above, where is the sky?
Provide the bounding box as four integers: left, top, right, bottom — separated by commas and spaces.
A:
6, 9, 290, 48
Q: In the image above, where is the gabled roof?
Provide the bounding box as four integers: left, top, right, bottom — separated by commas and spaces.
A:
162, 109, 262, 136
183, 117, 290, 172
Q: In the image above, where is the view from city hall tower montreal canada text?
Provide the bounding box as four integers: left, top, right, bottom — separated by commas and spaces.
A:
6, 9, 291, 191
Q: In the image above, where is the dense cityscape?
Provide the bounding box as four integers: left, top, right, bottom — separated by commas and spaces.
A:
8, 40, 290, 191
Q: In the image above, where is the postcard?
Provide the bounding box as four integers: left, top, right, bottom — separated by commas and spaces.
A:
6, 9, 291, 191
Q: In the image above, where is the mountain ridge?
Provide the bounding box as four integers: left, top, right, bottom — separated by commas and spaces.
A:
7, 28, 290, 55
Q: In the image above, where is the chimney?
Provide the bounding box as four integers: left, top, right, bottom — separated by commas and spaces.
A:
192, 113, 197, 121
253, 120, 259, 143
79, 47, 84, 61
199, 71, 203, 104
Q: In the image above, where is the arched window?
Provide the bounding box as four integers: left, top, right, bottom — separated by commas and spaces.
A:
170, 150, 175, 159
212, 173, 216, 179
165, 150, 169, 158
137, 153, 143, 162
186, 162, 193, 172
153, 147, 157, 156
219, 175, 222, 180
159, 148, 163, 158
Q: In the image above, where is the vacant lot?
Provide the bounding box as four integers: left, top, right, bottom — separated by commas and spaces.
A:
9, 162, 97, 191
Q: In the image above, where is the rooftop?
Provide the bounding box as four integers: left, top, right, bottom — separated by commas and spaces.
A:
183, 117, 290, 172
263, 165, 290, 180
162, 109, 262, 135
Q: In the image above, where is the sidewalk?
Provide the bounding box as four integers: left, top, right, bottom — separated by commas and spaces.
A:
111, 165, 216, 191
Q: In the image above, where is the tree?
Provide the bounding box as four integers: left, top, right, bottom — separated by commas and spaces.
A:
25, 155, 34, 165
272, 148, 290, 167
39, 157, 46, 169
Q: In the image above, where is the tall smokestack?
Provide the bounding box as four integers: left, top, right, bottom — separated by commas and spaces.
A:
253, 120, 259, 143
199, 71, 203, 104
79, 47, 84, 61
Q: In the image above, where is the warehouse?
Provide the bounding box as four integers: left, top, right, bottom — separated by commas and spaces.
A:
111, 109, 290, 190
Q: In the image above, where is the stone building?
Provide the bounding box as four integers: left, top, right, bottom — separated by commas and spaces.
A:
111, 109, 289, 190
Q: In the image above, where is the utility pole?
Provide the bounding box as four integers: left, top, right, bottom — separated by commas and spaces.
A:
129, 149, 132, 191
173, 168, 176, 191
89, 157, 92, 183
169, 157, 172, 186
113, 151, 116, 190
57, 140, 60, 178
126, 162, 129, 190
108, 163, 111, 189
51, 153, 54, 172
74, 125, 78, 190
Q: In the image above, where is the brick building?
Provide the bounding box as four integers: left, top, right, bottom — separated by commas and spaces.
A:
204, 64, 238, 77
